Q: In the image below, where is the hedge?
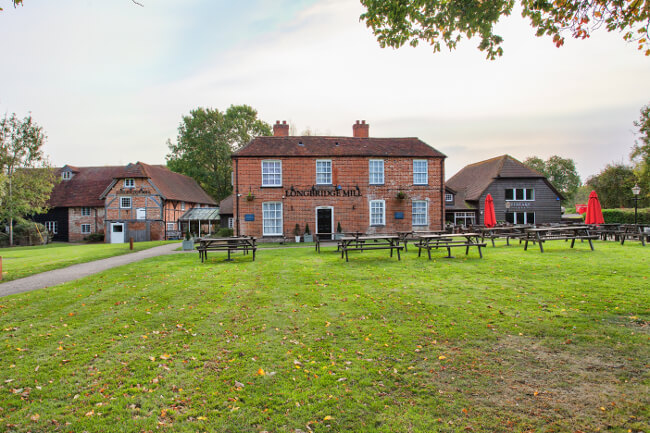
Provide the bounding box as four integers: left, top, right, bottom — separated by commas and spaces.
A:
600, 208, 650, 224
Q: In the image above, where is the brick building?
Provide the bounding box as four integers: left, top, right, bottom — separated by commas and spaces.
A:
445, 155, 563, 226
33, 163, 215, 242
231, 121, 446, 240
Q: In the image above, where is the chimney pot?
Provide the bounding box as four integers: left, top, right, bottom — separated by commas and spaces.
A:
273, 119, 290, 137
352, 120, 369, 138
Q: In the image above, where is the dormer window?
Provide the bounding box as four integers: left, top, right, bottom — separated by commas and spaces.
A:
445, 193, 453, 202
62, 171, 72, 180
124, 178, 135, 188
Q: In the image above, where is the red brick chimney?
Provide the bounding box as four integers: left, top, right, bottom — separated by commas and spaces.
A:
273, 120, 289, 137
352, 120, 369, 138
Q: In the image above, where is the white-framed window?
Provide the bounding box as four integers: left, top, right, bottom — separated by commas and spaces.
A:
370, 200, 385, 226
506, 212, 535, 225
505, 188, 534, 201
45, 221, 58, 234
81, 207, 91, 216
136, 208, 146, 220
166, 222, 176, 231
369, 160, 384, 185
228, 217, 234, 229
124, 178, 135, 188
316, 160, 332, 185
454, 212, 476, 226
262, 202, 283, 235
413, 160, 428, 185
61, 171, 72, 180
120, 196, 132, 209
262, 160, 282, 187
445, 193, 453, 202
412, 201, 428, 226
81, 224, 91, 234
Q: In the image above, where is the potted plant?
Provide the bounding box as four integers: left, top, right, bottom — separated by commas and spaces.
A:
333, 222, 344, 240
182, 226, 194, 251
246, 192, 255, 201
396, 190, 408, 200
303, 224, 313, 243
293, 223, 301, 243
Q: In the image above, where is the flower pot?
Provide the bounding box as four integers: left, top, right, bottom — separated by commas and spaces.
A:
303, 234, 313, 243
182, 239, 194, 251
333, 233, 343, 240
294, 236, 301, 243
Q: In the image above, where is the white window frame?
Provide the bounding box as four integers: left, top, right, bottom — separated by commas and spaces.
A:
412, 200, 428, 226
316, 160, 332, 185
454, 212, 476, 226
506, 212, 535, 225
505, 188, 535, 201
81, 207, 91, 216
261, 160, 282, 187
81, 224, 91, 234
124, 178, 135, 188
369, 200, 385, 226
227, 217, 234, 229
413, 160, 428, 185
136, 208, 146, 220
262, 202, 283, 236
369, 160, 384, 185
445, 193, 453, 202
61, 171, 72, 180
120, 196, 132, 209
45, 221, 58, 234
166, 222, 176, 231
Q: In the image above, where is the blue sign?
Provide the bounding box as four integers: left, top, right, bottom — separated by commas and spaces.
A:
244, 214, 255, 222
394, 212, 404, 220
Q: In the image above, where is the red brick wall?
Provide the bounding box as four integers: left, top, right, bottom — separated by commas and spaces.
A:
68, 207, 105, 242
233, 156, 444, 239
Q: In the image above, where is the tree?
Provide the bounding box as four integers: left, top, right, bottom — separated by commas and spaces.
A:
166, 105, 271, 202
631, 103, 650, 200
524, 155, 581, 202
360, 1, 650, 60
0, 113, 57, 246
586, 163, 638, 208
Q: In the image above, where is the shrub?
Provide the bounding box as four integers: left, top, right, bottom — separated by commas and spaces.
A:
601, 208, 650, 224
217, 228, 234, 237
84, 232, 105, 243
12, 222, 50, 245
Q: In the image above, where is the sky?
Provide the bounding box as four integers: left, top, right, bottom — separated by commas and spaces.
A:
1, 0, 649, 180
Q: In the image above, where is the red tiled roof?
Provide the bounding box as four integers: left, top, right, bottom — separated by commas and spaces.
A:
136, 163, 216, 205
233, 136, 446, 158
48, 166, 127, 207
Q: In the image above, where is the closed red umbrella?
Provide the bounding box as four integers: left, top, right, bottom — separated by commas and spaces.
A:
484, 193, 497, 228
585, 190, 604, 224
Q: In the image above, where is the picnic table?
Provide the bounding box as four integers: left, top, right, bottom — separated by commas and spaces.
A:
591, 223, 623, 241
523, 226, 597, 253
314, 232, 361, 253
338, 234, 403, 262
479, 225, 531, 246
415, 233, 487, 259
196, 236, 257, 262
618, 224, 647, 246
396, 230, 448, 252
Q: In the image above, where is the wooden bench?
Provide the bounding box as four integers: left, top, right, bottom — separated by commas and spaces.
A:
339, 235, 403, 262
197, 237, 257, 262
415, 233, 486, 259
619, 225, 647, 246
523, 226, 598, 252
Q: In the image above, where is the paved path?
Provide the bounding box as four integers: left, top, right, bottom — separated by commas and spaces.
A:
0, 243, 184, 298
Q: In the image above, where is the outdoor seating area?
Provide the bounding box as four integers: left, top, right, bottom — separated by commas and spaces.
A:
338, 234, 403, 262
415, 232, 487, 259
196, 236, 257, 262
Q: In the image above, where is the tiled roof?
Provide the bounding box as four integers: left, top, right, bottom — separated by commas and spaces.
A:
446, 155, 549, 202
233, 136, 446, 158
136, 163, 216, 205
49, 166, 127, 207
219, 194, 234, 215
49, 163, 216, 207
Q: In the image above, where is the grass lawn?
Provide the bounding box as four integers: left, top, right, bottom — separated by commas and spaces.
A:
0, 241, 648, 432
0, 241, 176, 282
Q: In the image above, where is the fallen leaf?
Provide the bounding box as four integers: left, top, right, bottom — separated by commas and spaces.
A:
438, 355, 447, 360
323, 415, 334, 421
197, 416, 207, 421
257, 368, 266, 376
30, 414, 40, 422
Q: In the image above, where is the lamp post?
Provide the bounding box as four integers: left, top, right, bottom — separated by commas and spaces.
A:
632, 184, 641, 225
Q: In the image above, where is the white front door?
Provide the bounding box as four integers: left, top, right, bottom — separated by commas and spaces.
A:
111, 223, 125, 243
